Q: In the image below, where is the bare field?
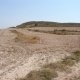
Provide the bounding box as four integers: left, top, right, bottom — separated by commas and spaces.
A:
0, 27, 80, 80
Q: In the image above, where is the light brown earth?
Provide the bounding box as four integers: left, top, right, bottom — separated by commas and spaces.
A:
0, 27, 80, 80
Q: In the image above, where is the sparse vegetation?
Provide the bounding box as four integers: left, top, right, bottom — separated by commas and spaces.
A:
53, 29, 80, 35
43, 51, 80, 73
16, 68, 58, 80
10, 30, 40, 43
27, 29, 80, 35
16, 51, 80, 80
73, 76, 80, 80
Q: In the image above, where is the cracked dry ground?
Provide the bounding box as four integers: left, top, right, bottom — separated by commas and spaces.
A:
0, 28, 80, 80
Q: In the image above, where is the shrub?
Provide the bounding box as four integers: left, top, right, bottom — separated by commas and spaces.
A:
16, 69, 58, 80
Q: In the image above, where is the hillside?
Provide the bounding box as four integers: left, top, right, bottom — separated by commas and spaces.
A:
16, 21, 80, 28
0, 24, 80, 80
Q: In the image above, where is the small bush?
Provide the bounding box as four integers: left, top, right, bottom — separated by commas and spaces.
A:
16, 69, 58, 80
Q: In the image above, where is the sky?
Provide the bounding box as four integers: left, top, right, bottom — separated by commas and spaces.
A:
0, 0, 80, 28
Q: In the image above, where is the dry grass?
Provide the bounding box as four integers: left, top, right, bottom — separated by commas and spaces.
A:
27, 29, 80, 35
53, 29, 80, 35
10, 30, 40, 43
43, 51, 80, 73
16, 68, 58, 80
73, 76, 80, 80
16, 51, 80, 80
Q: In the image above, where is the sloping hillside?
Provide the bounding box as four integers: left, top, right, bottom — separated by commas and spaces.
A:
16, 21, 80, 28
0, 25, 80, 80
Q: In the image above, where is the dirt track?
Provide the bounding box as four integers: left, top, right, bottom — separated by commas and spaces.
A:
0, 28, 80, 80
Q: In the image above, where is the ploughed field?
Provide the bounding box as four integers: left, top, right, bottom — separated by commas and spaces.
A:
0, 27, 80, 80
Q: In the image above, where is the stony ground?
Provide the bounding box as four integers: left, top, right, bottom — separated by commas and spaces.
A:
0, 27, 80, 80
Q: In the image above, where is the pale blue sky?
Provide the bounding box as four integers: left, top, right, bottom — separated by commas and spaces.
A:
0, 0, 80, 28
